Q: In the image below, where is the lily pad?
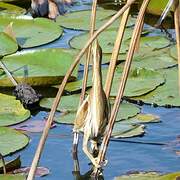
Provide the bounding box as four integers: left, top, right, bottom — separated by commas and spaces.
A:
0, 48, 78, 86
0, 175, 26, 180
70, 28, 133, 54
40, 95, 140, 124
56, 9, 117, 30
0, 2, 26, 15
119, 113, 160, 124
169, 45, 177, 60
0, 15, 62, 48
0, 32, 18, 57
124, 36, 170, 52
0, 127, 29, 156
0, 93, 30, 126
115, 171, 180, 180
112, 123, 145, 138
111, 67, 165, 97
130, 48, 177, 70
132, 67, 180, 107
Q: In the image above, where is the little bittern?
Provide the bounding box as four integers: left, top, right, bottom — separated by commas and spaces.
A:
73, 39, 110, 168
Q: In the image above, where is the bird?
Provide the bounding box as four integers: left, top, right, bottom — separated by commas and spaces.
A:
31, 0, 73, 19
73, 39, 110, 168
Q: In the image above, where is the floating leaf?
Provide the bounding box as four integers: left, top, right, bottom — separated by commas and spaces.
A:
12, 119, 56, 133
115, 171, 180, 180
56, 9, 117, 30
70, 28, 133, 53
0, 15, 62, 48
111, 67, 165, 97
0, 48, 78, 86
132, 67, 180, 107
0, 175, 26, 180
169, 45, 177, 60
0, 127, 29, 156
112, 123, 145, 138
146, 0, 170, 16
130, 48, 177, 70
13, 166, 50, 177
115, 102, 140, 121
120, 113, 160, 124
0, 93, 30, 126
0, 156, 21, 173
124, 36, 170, 52
0, 32, 18, 57
0, 2, 26, 15
40, 94, 140, 124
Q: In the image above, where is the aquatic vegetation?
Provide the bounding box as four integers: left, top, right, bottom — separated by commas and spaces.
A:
0, 48, 78, 86
0, 15, 62, 48
0, 127, 29, 156
0, 32, 18, 57
0, 2, 26, 15
0, 93, 30, 126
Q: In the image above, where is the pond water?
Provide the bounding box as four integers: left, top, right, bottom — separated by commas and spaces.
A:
4, 0, 180, 179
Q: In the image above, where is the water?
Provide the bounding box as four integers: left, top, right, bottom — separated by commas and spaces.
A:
6, 0, 180, 179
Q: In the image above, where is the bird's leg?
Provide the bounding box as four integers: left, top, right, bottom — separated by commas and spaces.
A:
83, 134, 100, 168
72, 131, 80, 172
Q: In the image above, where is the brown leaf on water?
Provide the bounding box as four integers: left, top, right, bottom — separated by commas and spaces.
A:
13, 166, 50, 177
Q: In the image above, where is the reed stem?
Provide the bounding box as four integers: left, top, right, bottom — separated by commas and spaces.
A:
94, 0, 150, 176
27, 1, 135, 179
174, 0, 180, 95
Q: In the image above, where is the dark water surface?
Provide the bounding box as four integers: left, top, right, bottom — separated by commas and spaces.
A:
7, 0, 180, 179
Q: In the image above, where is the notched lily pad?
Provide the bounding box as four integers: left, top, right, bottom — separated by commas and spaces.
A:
0, 32, 18, 57
0, 127, 29, 156
0, 48, 78, 87
132, 67, 180, 107
0, 2, 26, 15
0, 175, 26, 180
111, 67, 165, 97
112, 123, 145, 138
0, 93, 30, 126
56, 9, 117, 30
0, 15, 62, 48
70, 28, 133, 54
114, 171, 180, 180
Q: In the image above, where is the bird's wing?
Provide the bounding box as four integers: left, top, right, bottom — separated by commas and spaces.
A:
73, 95, 89, 130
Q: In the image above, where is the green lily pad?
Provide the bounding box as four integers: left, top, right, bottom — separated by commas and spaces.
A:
70, 28, 133, 54
146, 0, 171, 16
169, 45, 177, 60
0, 93, 30, 126
0, 127, 29, 156
64, 67, 165, 97
0, 32, 18, 57
0, 175, 26, 180
111, 67, 165, 97
0, 48, 78, 86
56, 9, 116, 30
132, 67, 180, 107
0, 2, 26, 15
120, 113, 160, 124
115, 102, 140, 121
112, 123, 145, 138
130, 48, 177, 70
0, 15, 62, 48
114, 171, 180, 180
124, 36, 170, 52
40, 94, 140, 124
56, 8, 137, 30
